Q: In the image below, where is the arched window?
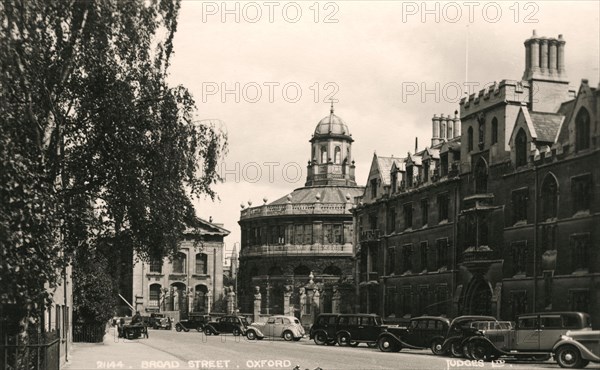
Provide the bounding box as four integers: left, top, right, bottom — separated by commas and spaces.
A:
575, 108, 590, 151
320, 146, 328, 163
172, 252, 186, 274
194, 284, 208, 312
149, 284, 161, 307
294, 265, 311, 277
468, 127, 474, 152
491, 118, 498, 144
474, 158, 488, 194
195, 253, 207, 274
334, 146, 341, 164
515, 128, 528, 167
541, 174, 558, 220
323, 265, 342, 276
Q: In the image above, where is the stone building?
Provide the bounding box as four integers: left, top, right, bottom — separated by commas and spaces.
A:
354, 31, 600, 327
238, 106, 364, 318
132, 218, 230, 320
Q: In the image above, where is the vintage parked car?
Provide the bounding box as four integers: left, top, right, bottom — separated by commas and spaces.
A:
464, 312, 592, 362
335, 314, 385, 347
203, 315, 249, 336
553, 329, 600, 368
437, 315, 498, 357
377, 316, 451, 354
150, 313, 172, 330
246, 315, 305, 341
309, 314, 339, 345
175, 314, 210, 332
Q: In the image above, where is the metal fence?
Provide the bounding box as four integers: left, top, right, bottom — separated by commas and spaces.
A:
1, 330, 60, 370
73, 323, 105, 343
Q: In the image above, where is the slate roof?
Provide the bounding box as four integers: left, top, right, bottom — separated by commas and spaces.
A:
269, 185, 364, 205
529, 112, 564, 143
376, 156, 403, 186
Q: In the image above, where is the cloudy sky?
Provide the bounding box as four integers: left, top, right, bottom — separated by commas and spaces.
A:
166, 1, 599, 259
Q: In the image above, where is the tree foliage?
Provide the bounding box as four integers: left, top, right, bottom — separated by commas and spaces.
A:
0, 0, 227, 326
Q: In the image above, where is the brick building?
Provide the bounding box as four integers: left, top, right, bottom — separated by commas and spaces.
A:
354, 31, 600, 327
238, 106, 364, 316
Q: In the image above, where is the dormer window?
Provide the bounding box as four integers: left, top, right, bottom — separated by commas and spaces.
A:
391, 171, 398, 193
515, 128, 527, 167
406, 165, 414, 187
575, 108, 590, 151
370, 178, 378, 198
440, 153, 448, 177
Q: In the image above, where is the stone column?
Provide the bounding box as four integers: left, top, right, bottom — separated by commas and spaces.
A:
299, 287, 307, 315
312, 289, 321, 320
332, 286, 341, 314
283, 285, 292, 316
206, 289, 212, 313
253, 286, 261, 322
226, 286, 236, 314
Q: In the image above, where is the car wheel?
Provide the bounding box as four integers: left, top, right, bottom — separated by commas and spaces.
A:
314, 332, 328, 345
326, 339, 336, 346
431, 338, 446, 356
451, 342, 464, 358
293, 337, 301, 341
470, 341, 492, 362
378, 336, 400, 352
367, 342, 377, 348
204, 327, 212, 336
175, 324, 182, 332
283, 331, 294, 341
350, 341, 359, 347
556, 345, 587, 369
246, 330, 257, 340
196, 326, 203, 332
337, 332, 351, 346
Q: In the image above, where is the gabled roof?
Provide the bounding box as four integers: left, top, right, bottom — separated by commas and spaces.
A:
405, 153, 422, 166
186, 217, 230, 236
422, 147, 440, 160
375, 155, 403, 186
529, 111, 564, 143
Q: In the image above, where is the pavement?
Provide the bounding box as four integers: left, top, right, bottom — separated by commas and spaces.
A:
63, 326, 182, 370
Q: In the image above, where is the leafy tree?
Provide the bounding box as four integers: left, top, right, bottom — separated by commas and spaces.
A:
0, 0, 227, 337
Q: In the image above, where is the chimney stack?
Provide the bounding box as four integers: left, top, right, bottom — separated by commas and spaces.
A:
431, 114, 441, 146
522, 30, 567, 82
453, 111, 461, 137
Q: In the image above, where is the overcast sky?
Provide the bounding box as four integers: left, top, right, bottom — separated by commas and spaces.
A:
166, 1, 600, 259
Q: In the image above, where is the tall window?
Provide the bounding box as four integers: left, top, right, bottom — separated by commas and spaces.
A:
324, 224, 334, 243
304, 225, 313, 244
575, 108, 590, 151
406, 165, 414, 187
420, 241, 428, 272
423, 161, 430, 183
388, 206, 397, 233
491, 117, 498, 144
515, 128, 528, 167
436, 238, 449, 269
334, 146, 341, 163
571, 233, 590, 271
149, 258, 162, 273
478, 118, 485, 149
468, 127, 474, 152
474, 158, 488, 194
421, 198, 429, 226
391, 170, 398, 193
511, 241, 528, 276
512, 188, 529, 224
541, 174, 558, 220
571, 174, 592, 213
440, 153, 448, 177
333, 224, 342, 243
173, 252, 186, 274
195, 253, 207, 275
370, 178, 378, 198
437, 193, 449, 222
387, 247, 396, 275
402, 244, 413, 273
320, 146, 328, 163
149, 284, 161, 307
403, 203, 413, 229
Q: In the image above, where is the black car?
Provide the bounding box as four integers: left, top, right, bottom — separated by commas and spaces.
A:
309, 314, 339, 345
175, 314, 210, 332
377, 316, 450, 354
439, 315, 497, 357
150, 313, 172, 330
203, 315, 249, 336
335, 314, 383, 347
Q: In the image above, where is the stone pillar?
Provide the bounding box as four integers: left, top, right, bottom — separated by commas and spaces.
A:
299, 287, 307, 315
206, 289, 212, 313
253, 287, 262, 322
332, 286, 341, 314
226, 286, 236, 314
312, 288, 321, 320
283, 285, 293, 316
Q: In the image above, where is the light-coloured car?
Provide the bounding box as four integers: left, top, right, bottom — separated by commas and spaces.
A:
246, 315, 305, 341
553, 330, 600, 368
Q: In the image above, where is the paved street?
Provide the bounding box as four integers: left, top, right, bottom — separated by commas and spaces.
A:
63, 327, 600, 370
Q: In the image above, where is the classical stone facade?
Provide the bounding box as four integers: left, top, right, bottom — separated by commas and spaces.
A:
355, 31, 600, 327
238, 106, 364, 319
132, 218, 229, 320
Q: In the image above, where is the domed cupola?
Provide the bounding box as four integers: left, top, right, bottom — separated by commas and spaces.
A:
306, 103, 356, 187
